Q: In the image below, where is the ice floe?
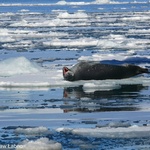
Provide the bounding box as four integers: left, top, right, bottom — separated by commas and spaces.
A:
0, 56, 149, 89
43, 37, 98, 48
57, 125, 150, 138
0, 8, 149, 51
0, 57, 40, 76
83, 82, 121, 93
57, 11, 88, 19
16, 138, 62, 150
79, 50, 150, 63
15, 126, 49, 136
93, 0, 110, 4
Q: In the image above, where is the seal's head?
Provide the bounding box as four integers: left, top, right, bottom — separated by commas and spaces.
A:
63, 67, 75, 81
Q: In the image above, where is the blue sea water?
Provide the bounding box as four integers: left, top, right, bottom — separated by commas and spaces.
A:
0, 0, 149, 13
0, 0, 150, 149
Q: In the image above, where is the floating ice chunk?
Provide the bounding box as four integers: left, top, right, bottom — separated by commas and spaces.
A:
122, 15, 150, 21
57, 11, 88, 19
96, 122, 131, 128
78, 50, 150, 62
0, 29, 15, 42
56, 127, 72, 133
56, 0, 87, 5
58, 126, 150, 138
142, 78, 150, 86
108, 122, 131, 128
0, 36, 15, 43
96, 34, 132, 49
0, 57, 40, 76
108, 34, 126, 40
0, 71, 148, 89
10, 19, 28, 27
93, 0, 110, 4
43, 37, 98, 47
0, 29, 9, 36
83, 82, 121, 93
56, 0, 67, 5
16, 138, 62, 150
10, 18, 70, 27
19, 9, 30, 12
15, 126, 49, 136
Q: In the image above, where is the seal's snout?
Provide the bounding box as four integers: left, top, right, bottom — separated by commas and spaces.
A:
63, 67, 69, 76
63, 67, 75, 81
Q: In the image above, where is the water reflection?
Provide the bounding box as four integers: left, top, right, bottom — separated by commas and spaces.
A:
62, 84, 146, 112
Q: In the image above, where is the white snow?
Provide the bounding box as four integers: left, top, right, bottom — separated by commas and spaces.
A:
16, 138, 62, 150
0, 57, 40, 76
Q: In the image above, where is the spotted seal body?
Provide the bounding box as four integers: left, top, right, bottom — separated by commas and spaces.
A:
63, 62, 149, 81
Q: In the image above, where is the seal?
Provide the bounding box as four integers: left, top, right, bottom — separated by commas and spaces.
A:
63, 61, 149, 81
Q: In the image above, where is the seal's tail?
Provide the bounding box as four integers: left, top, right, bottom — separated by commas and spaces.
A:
141, 68, 149, 73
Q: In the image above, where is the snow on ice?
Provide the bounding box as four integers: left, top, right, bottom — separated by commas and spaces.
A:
15, 126, 50, 136
57, 125, 150, 138
16, 138, 62, 150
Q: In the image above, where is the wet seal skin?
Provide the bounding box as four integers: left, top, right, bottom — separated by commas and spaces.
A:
63, 61, 149, 81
